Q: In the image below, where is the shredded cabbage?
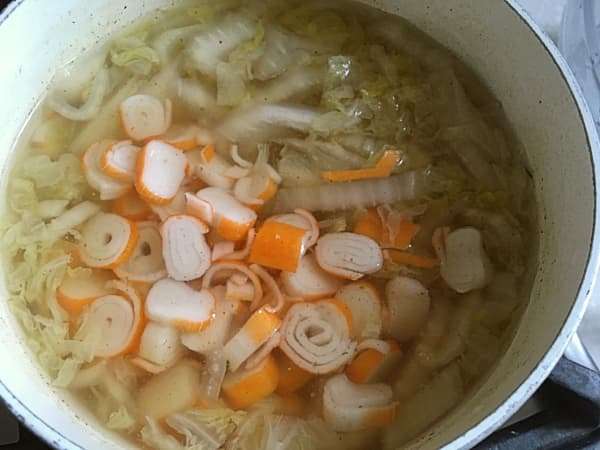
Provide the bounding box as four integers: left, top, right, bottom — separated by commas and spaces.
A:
110, 33, 160, 76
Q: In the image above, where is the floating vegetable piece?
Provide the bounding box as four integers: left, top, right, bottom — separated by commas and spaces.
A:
437, 227, 493, 293
114, 221, 167, 283
149, 188, 186, 221
249, 264, 285, 313
145, 278, 215, 332
161, 123, 201, 151
274, 350, 315, 395
82, 140, 131, 200
137, 360, 202, 420
354, 207, 420, 250
322, 374, 398, 432
315, 232, 383, 280
279, 300, 356, 374
83, 293, 143, 357
161, 215, 211, 281
346, 339, 402, 384
222, 354, 279, 410
321, 150, 400, 183
212, 240, 236, 261
138, 321, 184, 368
272, 171, 426, 213
120, 94, 172, 141
112, 191, 152, 221
57, 269, 114, 315
100, 140, 140, 181
248, 220, 307, 272
194, 187, 257, 241
384, 276, 430, 342
130, 357, 168, 375
78, 213, 138, 269
223, 308, 281, 372
336, 281, 383, 339
135, 140, 188, 205
280, 254, 342, 301
225, 279, 255, 302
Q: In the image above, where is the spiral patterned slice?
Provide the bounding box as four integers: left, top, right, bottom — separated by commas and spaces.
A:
279, 300, 356, 374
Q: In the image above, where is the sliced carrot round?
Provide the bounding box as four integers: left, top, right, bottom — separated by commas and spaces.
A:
120, 94, 171, 142
82, 140, 131, 200
222, 308, 281, 372
145, 278, 214, 332
135, 140, 188, 205
222, 354, 279, 410
112, 191, 152, 221
100, 140, 140, 181
114, 221, 167, 283
161, 215, 211, 281
248, 220, 306, 272
195, 187, 257, 241
83, 293, 143, 358
161, 123, 201, 151
57, 269, 114, 315
79, 213, 138, 269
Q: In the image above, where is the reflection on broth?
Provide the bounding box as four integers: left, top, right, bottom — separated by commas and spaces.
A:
1, 0, 536, 448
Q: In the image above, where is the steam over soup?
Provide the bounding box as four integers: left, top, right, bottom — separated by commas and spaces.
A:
2, 0, 536, 448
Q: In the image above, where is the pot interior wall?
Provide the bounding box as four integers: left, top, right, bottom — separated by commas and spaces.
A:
0, 1, 596, 449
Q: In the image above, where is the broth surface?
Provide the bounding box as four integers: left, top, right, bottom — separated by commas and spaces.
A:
2, 1, 536, 448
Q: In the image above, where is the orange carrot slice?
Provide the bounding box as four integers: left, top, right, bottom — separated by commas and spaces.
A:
145, 278, 215, 332
57, 269, 114, 316
222, 354, 279, 410
248, 221, 307, 272
120, 94, 171, 142
274, 350, 315, 395
78, 213, 138, 269
386, 250, 439, 269
353, 208, 385, 242
161, 123, 201, 151
135, 140, 188, 205
99, 140, 140, 181
112, 191, 153, 221
223, 308, 281, 371
346, 339, 402, 384
321, 150, 400, 183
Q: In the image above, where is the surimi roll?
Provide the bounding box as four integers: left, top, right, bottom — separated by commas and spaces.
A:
114, 221, 167, 283
82, 140, 131, 200
120, 94, 171, 141
279, 300, 356, 374
322, 374, 398, 431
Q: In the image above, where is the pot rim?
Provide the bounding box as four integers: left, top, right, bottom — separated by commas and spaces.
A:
448, 1, 600, 448
0, 1, 599, 450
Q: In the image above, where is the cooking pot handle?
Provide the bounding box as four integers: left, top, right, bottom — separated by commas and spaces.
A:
476, 356, 600, 449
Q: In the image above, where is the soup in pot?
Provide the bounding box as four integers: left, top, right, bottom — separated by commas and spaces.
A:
1, 0, 536, 448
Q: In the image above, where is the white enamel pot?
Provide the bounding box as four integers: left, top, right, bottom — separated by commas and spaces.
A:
0, 0, 599, 449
